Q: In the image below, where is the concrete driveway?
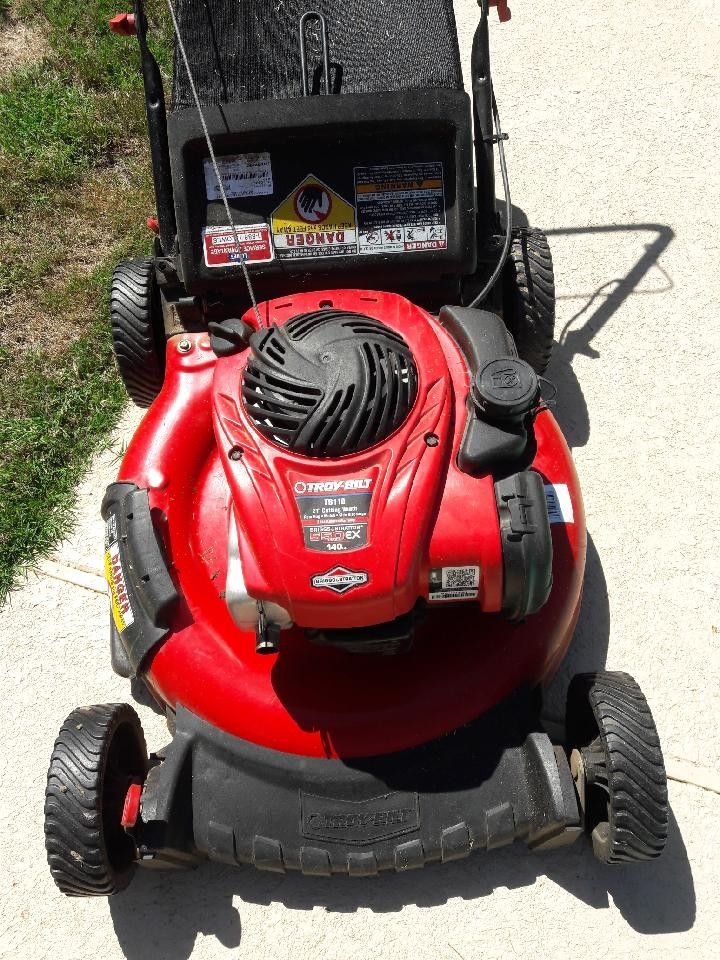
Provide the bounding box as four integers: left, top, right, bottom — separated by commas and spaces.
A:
1, 1, 719, 957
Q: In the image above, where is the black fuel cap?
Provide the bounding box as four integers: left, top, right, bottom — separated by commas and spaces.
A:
472, 357, 539, 421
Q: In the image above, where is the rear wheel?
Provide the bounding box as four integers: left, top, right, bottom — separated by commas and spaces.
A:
566, 671, 668, 863
503, 228, 555, 374
44, 703, 147, 896
110, 258, 165, 407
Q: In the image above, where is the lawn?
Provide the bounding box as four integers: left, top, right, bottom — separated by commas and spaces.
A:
0, 1, 171, 601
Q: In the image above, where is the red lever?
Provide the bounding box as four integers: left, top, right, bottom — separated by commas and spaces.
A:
490, 0, 512, 22
109, 13, 137, 36
121, 782, 143, 828
146, 216, 160, 234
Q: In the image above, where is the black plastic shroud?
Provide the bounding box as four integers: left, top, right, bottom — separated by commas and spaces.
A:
242, 309, 418, 457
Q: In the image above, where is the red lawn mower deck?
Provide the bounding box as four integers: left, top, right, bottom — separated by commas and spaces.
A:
44, 0, 668, 896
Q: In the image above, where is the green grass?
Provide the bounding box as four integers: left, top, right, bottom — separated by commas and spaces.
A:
19, 0, 172, 89
0, 263, 127, 601
0, 2, 171, 602
0, 70, 131, 206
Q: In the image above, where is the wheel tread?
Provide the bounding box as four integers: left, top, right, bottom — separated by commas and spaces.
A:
44, 703, 147, 897
503, 228, 556, 374
110, 259, 164, 408
567, 671, 668, 864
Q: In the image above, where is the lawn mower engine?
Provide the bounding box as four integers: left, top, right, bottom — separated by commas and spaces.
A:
211, 294, 557, 657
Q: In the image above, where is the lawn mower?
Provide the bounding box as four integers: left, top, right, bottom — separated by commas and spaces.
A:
44, 0, 668, 895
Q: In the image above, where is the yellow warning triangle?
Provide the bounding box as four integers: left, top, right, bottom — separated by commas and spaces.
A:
271, 174, 356, 235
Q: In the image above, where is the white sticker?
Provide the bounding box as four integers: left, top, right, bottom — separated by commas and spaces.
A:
204, 153, 274, 200
429, 565, 480, 601
354, 162, 448, 255
544, 483, 574, 524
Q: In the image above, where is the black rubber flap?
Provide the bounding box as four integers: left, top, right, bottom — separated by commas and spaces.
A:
102, 483, 179, 674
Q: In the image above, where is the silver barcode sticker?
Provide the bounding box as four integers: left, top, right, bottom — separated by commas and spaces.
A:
204, 152, 274, 200
429, 565, 480, 601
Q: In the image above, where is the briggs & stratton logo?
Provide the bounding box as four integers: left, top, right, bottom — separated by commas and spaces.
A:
310, 565, 369, 594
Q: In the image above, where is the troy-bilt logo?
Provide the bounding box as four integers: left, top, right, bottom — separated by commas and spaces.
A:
311, 565, 369, 595
306, 809, 415, 832
294, 478, 372, 495
301, 791, 420, 844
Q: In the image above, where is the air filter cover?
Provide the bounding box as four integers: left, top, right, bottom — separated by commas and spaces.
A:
242, 309, 418, 457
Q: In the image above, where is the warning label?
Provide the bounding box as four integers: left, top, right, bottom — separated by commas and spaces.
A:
204, 152, 274, 200
104, 515, 135, 633
203, 223, 274, 268
271, 175, 358, 259
293, 476, 372, 553
354, 162, 448, 255
428, 565, 480, 602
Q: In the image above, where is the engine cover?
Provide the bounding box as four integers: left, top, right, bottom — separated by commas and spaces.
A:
213, 294, 469, 630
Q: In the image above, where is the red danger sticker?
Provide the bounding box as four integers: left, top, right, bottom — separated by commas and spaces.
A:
203, 223, 274, 268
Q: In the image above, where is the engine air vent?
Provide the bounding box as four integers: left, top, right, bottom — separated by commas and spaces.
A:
241, 309, 418, 457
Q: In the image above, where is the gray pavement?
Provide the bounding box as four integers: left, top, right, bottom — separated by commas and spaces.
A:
2, 1, 719, 957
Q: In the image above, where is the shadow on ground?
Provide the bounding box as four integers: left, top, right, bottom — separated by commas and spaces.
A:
538, 219, 674, 450
110, 806, 694, 960
111, 218, 690, 959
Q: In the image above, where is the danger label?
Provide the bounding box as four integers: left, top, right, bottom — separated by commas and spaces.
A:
271, 175, 357, 259
293, 475, 373, 553
204, 152, 273, 200
354, 162, 447, 254
203, 223, 274, 268
104, 516, 134, 633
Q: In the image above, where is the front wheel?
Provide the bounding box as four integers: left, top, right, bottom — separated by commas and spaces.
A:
566, 671, 668, 864
44, 703, 147, 896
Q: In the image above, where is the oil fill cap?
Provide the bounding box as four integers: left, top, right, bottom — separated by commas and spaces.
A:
472, 357, 539, 421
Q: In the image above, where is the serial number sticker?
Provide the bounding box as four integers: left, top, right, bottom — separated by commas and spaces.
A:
544, 483, 574, 524
428, 565, 480, 602
204, 152, 274, 200
354, 161, 448, 255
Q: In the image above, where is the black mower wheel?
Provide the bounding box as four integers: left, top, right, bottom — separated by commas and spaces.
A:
503, 228, 555, 374
566, 671, 668, 864
44, 703, 148, 897
110, 258, 165, 407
